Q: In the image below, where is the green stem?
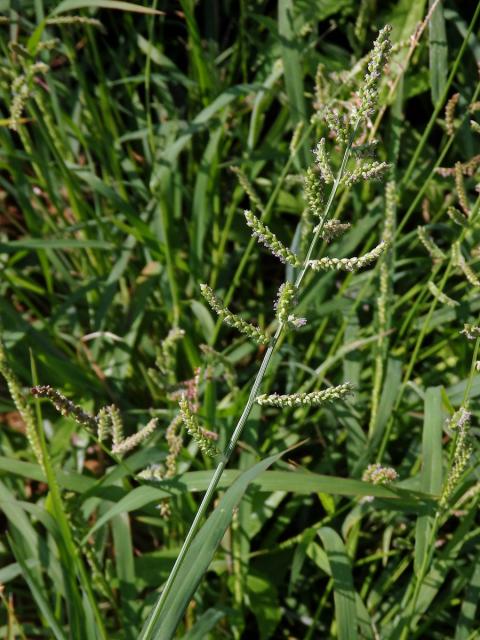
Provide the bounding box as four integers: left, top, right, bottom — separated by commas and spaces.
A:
142, 123, 360, 639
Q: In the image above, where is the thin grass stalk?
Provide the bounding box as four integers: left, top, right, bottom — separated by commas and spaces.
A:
142, 121, 361, 637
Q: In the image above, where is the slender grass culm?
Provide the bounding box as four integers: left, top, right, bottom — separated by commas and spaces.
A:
140, 26, 393, 639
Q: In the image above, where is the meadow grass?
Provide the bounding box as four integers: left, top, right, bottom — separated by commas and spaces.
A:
0, 1, 480, 639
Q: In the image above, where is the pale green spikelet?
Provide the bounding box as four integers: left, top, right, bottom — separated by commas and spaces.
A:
274, 282, 306, 330
417, 226, 446, 261
428, 281, 459, 307
455, 162, 470, 215
362, 463, 398, 485
343, 161, 390, 186
452, 242, 480, 286
31, 385, 97, 430
315, 219, 351, 243
0, 342, 44, 470
352, 24, 392, 124
256, 382, 353, 408
137, 464, 165, 481
290, 121, 304, 155
314, 138, 334, 183
244, 210, 300, 266
164, 413, 183, 478
309, 241, 387, 272
461, 324, 480, 340
231, 167, 264, 213
447, 206, 468, 226
304, 167, 324, 219
322, 107, 349, 144
179, 397, 218, 457
111, 419, 158, 455
46, 16, 103, 28
470, 120, 480, 134
440, 408, 473, 509
108, 404, 124, 449
97, 407, 110, 443
200, 284, 269, 345
445, 93, 460, 136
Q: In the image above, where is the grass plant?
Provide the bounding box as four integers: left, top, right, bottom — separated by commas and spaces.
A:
0, 2, 479, 639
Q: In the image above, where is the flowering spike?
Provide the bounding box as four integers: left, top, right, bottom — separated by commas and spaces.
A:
445, 93, 460, 136
244, 210, 300, 266
453, 242, 480, 286
455, 162, 470, 215
200, 284, 269, 345
309, 241, 387, 272
315, 219, 351, 243
256, 383, 353, 408
440, 409, 473, 509
343, 161, 390, 186
31, 385, 97, 430
179, 397, 218, 457
111, 419, 158, 455
447, 206, 468, 226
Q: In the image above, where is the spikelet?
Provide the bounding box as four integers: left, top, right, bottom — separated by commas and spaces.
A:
470, 120, 480, 135
343, 161, 390, 186
200, 284, 269, 345
304, 167, 324, 219
313, 138, 334, 183
244, 210, 300, 266
315, 219, 351, 243
447, 206, 468, 226
352, 25, 392, 124
179, 397, 218, 457
440, 409, 473, 509
108, 404, 124, 449
460, 324, 480, 340
290, 121, 304, 155
445, 93, 460, 136
309, 241, 387, 272
31, 385, 97, 430
362, 463, 398, 485
256, 383, 353, 407
274, 282, 305, 329
111, 419, 158, 455
322, 107, 349, 144
231, 167, 264, 213
0, 342, 44, 470
452, 242, 480, 287
417, 226, 446, 261
428, 281, 459, 307
455, 162, 470, 215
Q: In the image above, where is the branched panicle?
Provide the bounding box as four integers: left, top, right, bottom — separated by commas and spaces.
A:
309, 242, 387, 272
200, 283, 270, 345
179, 397, 218, 457
244, 210, 300, 266
256, 383, 353, 408
0, 342, 44, 470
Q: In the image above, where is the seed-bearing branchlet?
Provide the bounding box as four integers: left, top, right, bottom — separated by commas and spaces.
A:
445, 93, 460, 136
455, 162, 470, 215
452, 242, 480, 287
256, 383, 353, 408
31, 385, 97, 430
231, 167, 264, 213
417, 226, 446, 262
179, 397, 218, 457
244, 210, 300, 266
309, 241, 387, 272
440, 408, 473, 509
315, 219, 351, 243
447, 206, 468, 226
200, 283, 270, 345
304, 167, 324, 219
362, 463, 398, 485
111, 419, 159, 455
343, 161, 390, 187
461, 324, 480, 340
428, 281, 459, 308
0, 343, 44, 470
313, 138, 334, 183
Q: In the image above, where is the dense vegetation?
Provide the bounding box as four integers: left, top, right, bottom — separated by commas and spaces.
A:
0, 1, 479, 638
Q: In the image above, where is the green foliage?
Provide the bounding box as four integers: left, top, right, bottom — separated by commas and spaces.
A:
0, 2, 479, 639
